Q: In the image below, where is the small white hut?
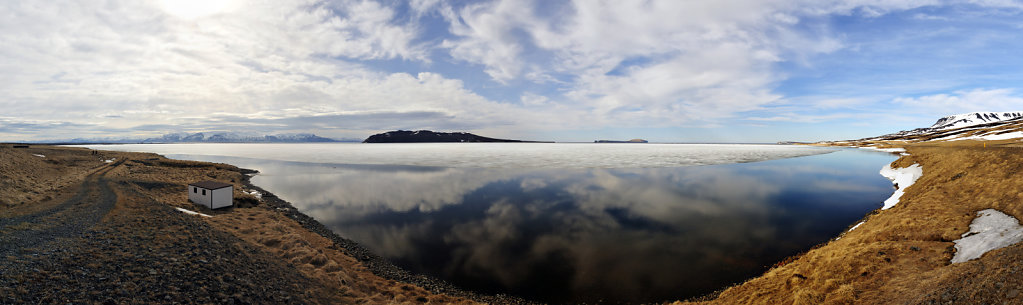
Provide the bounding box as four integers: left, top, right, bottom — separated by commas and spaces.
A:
188, 181, 233, 209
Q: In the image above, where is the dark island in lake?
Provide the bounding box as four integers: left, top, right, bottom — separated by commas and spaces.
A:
595, 139, 648, 143
363, 130, 534, 143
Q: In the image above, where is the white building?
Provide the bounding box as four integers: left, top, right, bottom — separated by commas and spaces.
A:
188, 181, 233, 209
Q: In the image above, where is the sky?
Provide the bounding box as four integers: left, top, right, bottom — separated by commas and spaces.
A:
4, 0, 1023, 143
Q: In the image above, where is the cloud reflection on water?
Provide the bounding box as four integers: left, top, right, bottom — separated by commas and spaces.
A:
236, 150, 895, 303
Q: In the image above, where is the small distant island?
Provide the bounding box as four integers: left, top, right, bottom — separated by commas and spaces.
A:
595, 139, 648, 143
364, 130, 536, 143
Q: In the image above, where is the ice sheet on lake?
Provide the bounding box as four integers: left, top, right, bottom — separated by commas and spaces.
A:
879, 163, 923, 210
951, 209, 1023, 263
72, 143, 834, 169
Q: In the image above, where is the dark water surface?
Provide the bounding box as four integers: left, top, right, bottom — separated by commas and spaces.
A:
169, 149, 896, 304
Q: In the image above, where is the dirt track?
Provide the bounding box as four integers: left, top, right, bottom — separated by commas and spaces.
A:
0, 159, 121, 257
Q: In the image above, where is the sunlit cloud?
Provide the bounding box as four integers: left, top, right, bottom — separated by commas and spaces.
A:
3, 0, 1023, 142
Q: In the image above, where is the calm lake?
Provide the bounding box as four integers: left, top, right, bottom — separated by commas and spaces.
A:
82, 143, 897, 304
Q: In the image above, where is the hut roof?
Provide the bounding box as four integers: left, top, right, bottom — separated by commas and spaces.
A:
188, 181, 233, 190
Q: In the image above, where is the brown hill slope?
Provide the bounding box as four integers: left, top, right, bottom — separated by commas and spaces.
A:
677, 119, 1023, 305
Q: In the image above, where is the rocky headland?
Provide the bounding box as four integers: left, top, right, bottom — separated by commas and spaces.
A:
594, 139, 648, 143
363, 130, 533, 143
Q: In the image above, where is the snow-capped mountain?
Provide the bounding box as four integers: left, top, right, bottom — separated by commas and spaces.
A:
929, 112, 1023, 130
832, 111, 1023, 144
141, 132, 343, 143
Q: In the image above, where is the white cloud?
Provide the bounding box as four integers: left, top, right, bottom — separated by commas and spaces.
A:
965, 0, 1023, 10
434, 0, 930, 127
0, 0, 531, 140
4, 0, 1023, 141
409, 0, 444, 17
893, 88, 1023, 116
438, 0, 542, 83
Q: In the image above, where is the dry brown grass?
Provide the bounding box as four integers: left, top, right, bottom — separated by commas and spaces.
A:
0, 145, 130, 216
207, 209, 476, 304
676, 143, 1023, 305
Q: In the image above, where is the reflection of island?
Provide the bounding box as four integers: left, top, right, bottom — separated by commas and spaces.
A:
595, 139, 648, 143
364, 130, 533, 143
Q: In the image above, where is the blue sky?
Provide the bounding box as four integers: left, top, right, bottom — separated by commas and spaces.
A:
4, 0, 1023, 142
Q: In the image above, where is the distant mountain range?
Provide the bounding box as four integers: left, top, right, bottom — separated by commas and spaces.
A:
142, 132, 346, 143
363, 130, 536, 143
822, 111, 1023, 144
42, 132, 359, 144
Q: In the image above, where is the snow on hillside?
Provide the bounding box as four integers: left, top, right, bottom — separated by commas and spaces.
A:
951, 209, 1023, 263
930, 112, 1023, 130
879, 163, 923, 210
836, 111, 1023, 143
943, 131, 1023, 142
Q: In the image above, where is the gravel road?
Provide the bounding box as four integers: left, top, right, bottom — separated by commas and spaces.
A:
0, 160, 121, 262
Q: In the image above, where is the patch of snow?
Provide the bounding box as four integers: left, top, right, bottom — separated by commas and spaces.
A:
943, 131, 1023, 142
838, 220, 868, 240
175, 207, 213, 218
858, 147, 906, 153
104, 158, 115, 163
246, 190, 262, 199
879, 163, 923, 210
951, 209, 1023, 263
978, 131, 1023, 141
32, 154, 45, 158
848, 221, 865, 232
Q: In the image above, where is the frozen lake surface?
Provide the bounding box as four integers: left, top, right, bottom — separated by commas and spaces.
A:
82, 143, 896, 304
83, 143, 832, 168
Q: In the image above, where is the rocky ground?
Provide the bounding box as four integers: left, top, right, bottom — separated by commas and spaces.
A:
0, 145, 531, 304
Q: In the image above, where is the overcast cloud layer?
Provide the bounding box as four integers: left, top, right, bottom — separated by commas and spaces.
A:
3, 0, 1023, 142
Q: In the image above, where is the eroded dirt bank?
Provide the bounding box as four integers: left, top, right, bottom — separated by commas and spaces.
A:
678, 145, 1023, 305
0, 145, 501, 304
